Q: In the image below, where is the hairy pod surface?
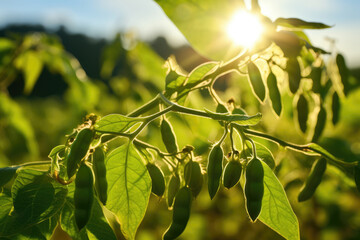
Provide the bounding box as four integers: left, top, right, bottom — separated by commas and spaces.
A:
298, 158, 327, 202
147, 163, 165, 197
163, 187, 192, 240
92, 147, 107, 205
223, 160, 242, 189
207, 144, 224, 199
167, 174, 180, 208
161, 118, 178, 154
74, 162, 94, 230
331, 91, 340, 125
245, 157, 264, 222
184, 161, 203, 197
66, 128, 94, 179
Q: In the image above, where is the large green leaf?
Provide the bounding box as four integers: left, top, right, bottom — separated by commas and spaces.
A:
154, 0, 245, 61
14, 50, 44, 94
105, 142, 151, 240
274, 18, 331, 29
0, 166, 20, 188
259, 162, 299, 240
11, 169, 67, 225
95, 114, 143, 134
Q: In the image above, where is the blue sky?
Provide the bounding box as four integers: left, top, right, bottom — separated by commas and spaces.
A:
1, 0, 360, 66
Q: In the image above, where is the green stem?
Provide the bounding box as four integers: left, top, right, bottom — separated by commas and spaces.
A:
243, 128, 357, 167
127, 95, 160, 117
18, 161, 52, 167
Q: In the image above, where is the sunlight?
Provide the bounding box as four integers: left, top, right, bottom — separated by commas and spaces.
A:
226, 10, 264, 48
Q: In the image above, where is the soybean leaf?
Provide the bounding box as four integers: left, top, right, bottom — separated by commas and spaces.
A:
267, 72, 282, 116
0, 166, 20, 188
185, 62, 218, 88
11, 169, 67, 226
48, 145, 66, 160
0, 193, 14, 236
247, 61, 266, 102
296, 94, 309, 134
14, 50, 44, 94
95, 114, 143, 134
274, 18, 331, 29
204, 109, 262, 126
286, 58, 301, 94
106, 142, 151, 240
259, 162, 300, 240
154, 0, 245, 61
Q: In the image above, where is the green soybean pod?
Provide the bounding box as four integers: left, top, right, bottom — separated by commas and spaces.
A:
298, 158, 327, 202
223, 160, 242, 189
163, 187, 192, 240
354, 164, 360, 193
311, 106, 327, 143
296, 94, 309, 134
67, 128, 94, 179
332, 91, 340, 125
184, 161, 203, 197
245, 157, 264, 222
336, 53, 350, 95
147, 163, 166, 197
207, 144, 224, 199
286, 57, 301, 94
267, 72, 282, 116
167, 174, 180, 208
247, 61, 266, 102
74, 162, 94, 230
161, 118, 178, 154
92, 147, 107, 205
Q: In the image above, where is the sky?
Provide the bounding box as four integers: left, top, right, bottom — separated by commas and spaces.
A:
1, 0, 360, 66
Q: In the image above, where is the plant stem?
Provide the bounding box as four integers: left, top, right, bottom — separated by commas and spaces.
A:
243, 128, 357, 167
18, 161, 52, 167
127, 95, 160, 117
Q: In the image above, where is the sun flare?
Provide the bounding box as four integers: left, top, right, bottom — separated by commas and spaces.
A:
226, 10, 264, 48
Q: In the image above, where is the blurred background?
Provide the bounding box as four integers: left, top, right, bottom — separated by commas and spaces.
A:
1, 0, 360, 240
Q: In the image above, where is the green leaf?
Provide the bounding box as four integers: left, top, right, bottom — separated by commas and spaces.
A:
267, 72, 282, 116
286, 58, 301, 94
105, 142, 151, 240
95, 114, 143, 134
15, 50, 44, 94
154, 0, 245, 61
247, 61, 266, 102
11, 169, 68, 226
274, 18, 331, 29
259, 162, 300, 240
243, 142, 276, 170
0, 166, 19, 188
204, 109, 262, 126
186, 62, 218, 88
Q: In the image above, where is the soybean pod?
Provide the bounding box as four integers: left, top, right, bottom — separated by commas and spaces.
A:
92, 147, 107, 205
184, 161, 203, 197
298, 158, 327, 202
244, 157, 264, 222
167, 174, 180, 208
207, 144, 224, 199
223, 160, 242, 189
74, 162, 94, 230
163, 187, 192, 240
147, 163, 166, 197
67, 128, 94, 178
